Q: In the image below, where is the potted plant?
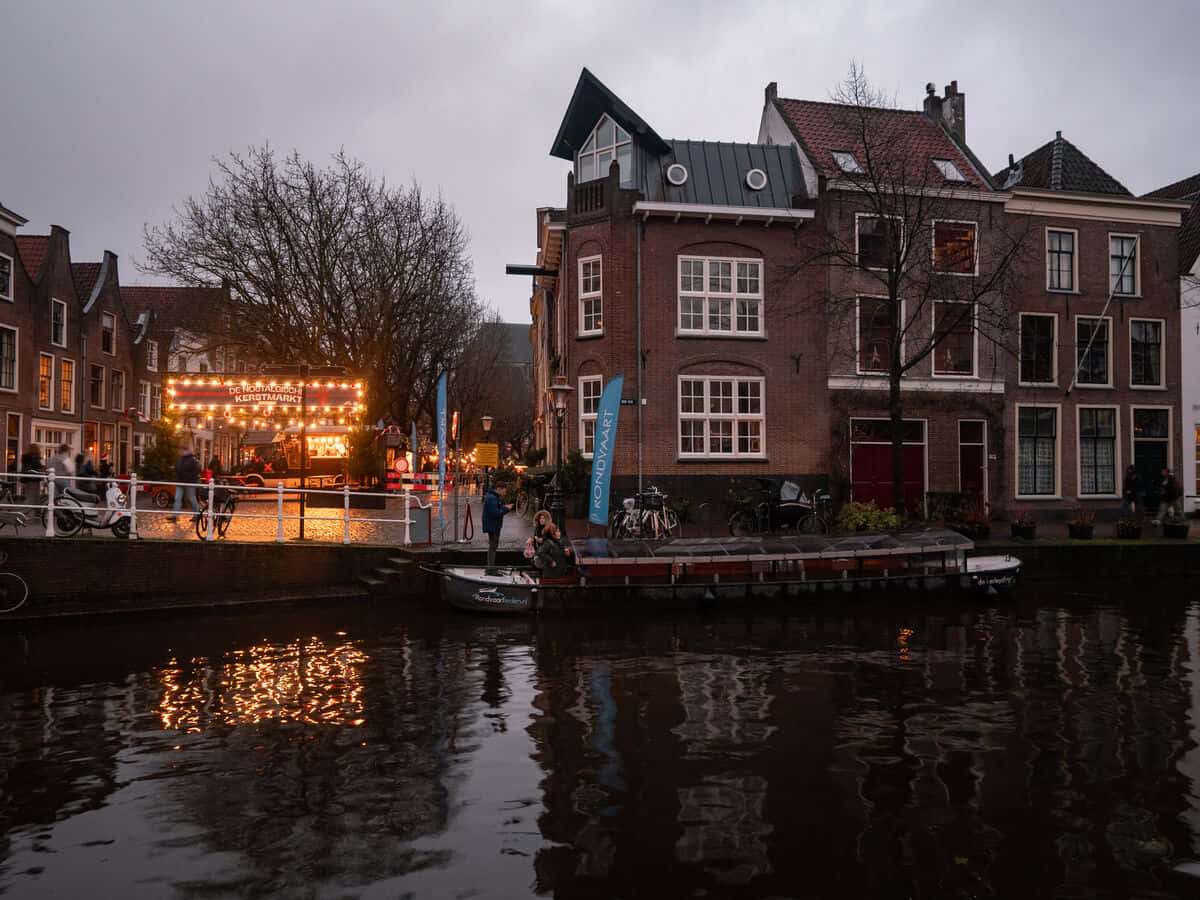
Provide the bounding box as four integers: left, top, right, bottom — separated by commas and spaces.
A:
1009, 511, 1036, 540
1162, 511, 1191, 540
1115, 516, 1142, 540
960, 497, 990, 540
1067, 507, 1095, 540
835, 500, 901, 534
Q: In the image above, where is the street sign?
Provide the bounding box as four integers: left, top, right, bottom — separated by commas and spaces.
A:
393, 456, 410, 474
620, 398, 636, 406
475, 442, 499, 467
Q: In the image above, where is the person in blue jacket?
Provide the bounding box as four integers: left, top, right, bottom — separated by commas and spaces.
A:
482, 483, 513, 566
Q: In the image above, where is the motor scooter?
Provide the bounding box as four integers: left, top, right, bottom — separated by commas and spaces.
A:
53, 480, 132, 538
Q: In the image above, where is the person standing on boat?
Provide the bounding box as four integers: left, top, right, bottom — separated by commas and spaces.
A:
532, 522, 568, 576
482, 483, 513, 566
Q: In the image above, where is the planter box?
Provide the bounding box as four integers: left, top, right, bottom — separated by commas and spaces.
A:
1067, 524, 1094, 540
1010, 524, 1036, 540
1164, 522, 1190, 539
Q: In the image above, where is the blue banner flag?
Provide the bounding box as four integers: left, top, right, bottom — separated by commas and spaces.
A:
436, 372, 447, 532
588, 376, 624, 526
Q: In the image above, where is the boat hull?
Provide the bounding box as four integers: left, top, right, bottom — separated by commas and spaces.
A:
425, 566, 539, 615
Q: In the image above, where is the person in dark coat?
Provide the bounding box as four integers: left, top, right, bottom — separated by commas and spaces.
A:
170, 446, 202, 520
1155, 468, 1181, 523
77, 451, 99, 494
18, 448, 43, 499
98, 453, 113, 480
533, 522, 568, 576
1121, 465, 1145, 518
481, 483, 512, 567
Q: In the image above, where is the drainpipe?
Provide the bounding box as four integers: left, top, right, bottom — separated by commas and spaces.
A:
636, 217, 643, 494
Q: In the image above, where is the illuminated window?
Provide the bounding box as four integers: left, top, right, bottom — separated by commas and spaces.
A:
60, 359, 75, 412
857, 297, 894, 374
39, 353, 53, 409
932, 301, 975, 376
933, 221, 976, 274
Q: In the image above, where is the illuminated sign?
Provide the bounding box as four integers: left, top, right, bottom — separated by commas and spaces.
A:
167, 377, 364, 416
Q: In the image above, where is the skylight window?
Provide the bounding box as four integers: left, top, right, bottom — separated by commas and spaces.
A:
832, 151, 863, 174
933, 158, 968, 182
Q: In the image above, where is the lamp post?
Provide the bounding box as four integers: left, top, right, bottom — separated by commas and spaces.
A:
481, 414, 493, 491
546, 378, 575, 535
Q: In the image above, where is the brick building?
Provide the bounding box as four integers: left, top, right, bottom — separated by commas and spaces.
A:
524, 70, 1189, 523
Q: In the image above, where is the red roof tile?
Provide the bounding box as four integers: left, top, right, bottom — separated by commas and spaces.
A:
1145, 172, 1200, 201
121, 285, 229, 333
15, 235, 49, 279
1146, 171, 1200, 274
774, 98, 988, 189
71, 262, 102, 303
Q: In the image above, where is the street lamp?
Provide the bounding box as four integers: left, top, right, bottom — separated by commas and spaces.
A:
481, 414, 493, 490
546, 377, 575, 534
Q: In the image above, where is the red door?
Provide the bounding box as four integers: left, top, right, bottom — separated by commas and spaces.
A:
851, 444, 925, 514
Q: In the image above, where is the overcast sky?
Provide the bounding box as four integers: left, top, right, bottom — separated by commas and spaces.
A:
4, 0, 1198, 324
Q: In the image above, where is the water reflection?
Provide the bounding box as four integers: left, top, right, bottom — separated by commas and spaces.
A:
0, 587, 1198, 898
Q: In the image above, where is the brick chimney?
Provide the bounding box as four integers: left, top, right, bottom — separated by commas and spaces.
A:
923, 80, 966, 144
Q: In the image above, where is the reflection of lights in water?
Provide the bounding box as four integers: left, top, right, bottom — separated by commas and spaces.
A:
897, 627, 916, 659
157, 637, 368, 732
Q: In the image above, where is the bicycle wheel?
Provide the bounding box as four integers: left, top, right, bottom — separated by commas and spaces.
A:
0, 571, 28, 614
216, 497, 236, 537
729, 510, 757, 536
799, 509, 826, 534
194, 503, 211, 540
54, 497, 85, 537
153, 488, 172, 509
662, 507, 680, 537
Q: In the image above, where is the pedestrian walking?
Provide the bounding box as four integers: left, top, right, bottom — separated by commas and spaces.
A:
47, 444, 75, 494
170, 445, 202, 521
77, 450, 99, 494
482, 482, 513, 567
98, 453, 113, 480
1121, 465, 1145, 518
1154, 468, 1181, 524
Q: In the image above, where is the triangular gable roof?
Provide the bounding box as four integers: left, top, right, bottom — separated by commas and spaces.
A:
994, 133, 1131, 196
1146, 171, 1200, 274
71, 262, 102, 306
550, 68, 670, 161
1145, 172, 1200, 202
15, 235, 49, 280
773, 98, 989, 189
121, 285, 230, 335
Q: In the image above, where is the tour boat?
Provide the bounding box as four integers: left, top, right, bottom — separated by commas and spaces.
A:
424, 529, 1021, 614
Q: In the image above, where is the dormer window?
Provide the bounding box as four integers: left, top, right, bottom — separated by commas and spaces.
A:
577, 114, 631, 185
832, 151, 863, 174
933, 158, 967, 183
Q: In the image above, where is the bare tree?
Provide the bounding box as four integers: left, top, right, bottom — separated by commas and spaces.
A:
141, 146, 493, 427
786, 65, 1031, 516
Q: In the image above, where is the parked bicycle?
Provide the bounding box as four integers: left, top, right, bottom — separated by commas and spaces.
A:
193, 480, 238, 539
728, 478, 832, 536
0, 550, 29, 614
609, 486, 680, 540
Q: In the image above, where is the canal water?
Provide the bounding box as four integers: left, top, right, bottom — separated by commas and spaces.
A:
3, 584, 1200, 898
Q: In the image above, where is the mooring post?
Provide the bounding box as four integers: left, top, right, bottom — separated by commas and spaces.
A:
44, 477, 55, 538
276, 481, 285, 543
205, 477, 215, 541
129, 473, 139, 539
342, 483, 351, 545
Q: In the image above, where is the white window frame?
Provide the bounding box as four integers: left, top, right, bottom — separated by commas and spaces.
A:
1075, 405, 1120, 499
578, 375, 602, 459
0, 324, 17, 393
1109, 233, 1140, 297
1018, 312, 1058, 387
677, 375, 766, 460
855, 213, 903, 272
832, 150, 863, 174
89, 363, 105, 409
931, 300, 977, 378
932, 158, 968, 183
1130, 405, 1173, 470
1014, 403, 1061, 500
0, 251, 12, 302
1045, 227, 1079, 293
139, 381, 152, 420
32, 421, 80, 463
1074, 314, 1113, 389
101, 311, 116, 355
150, 383, 161, 420
51, 298, 68, 348
146, 340, 158, 372
855, 295, 904, 375
1129, 317, 1165, 390
110, 368, 126, 411
931, 219, 979, 276
576, 113, 631, 184
578, 256, 603, 336
677, 255, 764, 337
59, 358, 76, 413
38, 352, 55, 411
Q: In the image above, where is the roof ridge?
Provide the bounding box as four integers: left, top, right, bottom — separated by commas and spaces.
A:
776, 96, 923, 116
1050, 132, 1064, 191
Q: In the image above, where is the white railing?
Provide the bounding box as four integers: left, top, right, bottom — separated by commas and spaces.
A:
0, 472, 437, 546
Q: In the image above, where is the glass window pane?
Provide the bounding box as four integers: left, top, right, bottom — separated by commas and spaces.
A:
596, 151, 612, 176
708, 299, 731, 332
709, 261, 732, 294
616, 145, 631, 185
934, 222, 976, 273
596, 120, 614, 149
579, 155, 595, 182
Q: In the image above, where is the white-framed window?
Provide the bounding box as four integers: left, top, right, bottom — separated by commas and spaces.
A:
1129, 318, 1164, 388
51, 298, 67, 347
932, 301, 976, 377
932, 158, 968, 183
678, 256, 763, 336
1019, 312, 1057, 386
577, 114, 631, 185
856, 214, 902, 271
101, 311, 116, 354
0, 252, 12, 301
579, 376, 602, 458
38, 353, 54, 410
33, 423, 79, 464
932, 220, 977, 274
832, 150, 863, 174
139, 381, 152, 419
579, 256, 603, 335
1132, 406, 1172, 470
110, 369, 125, 410
1077, 406, 1118, 497
856, 296, 901, 374
1075, 316, 1112, 388
0, 325, 16, 392
1109, 233, 1139, 296
150, 383, 161, 420
59, 359, 75, 413
89, 363, 105, 408
146, 340, 158, 372
1046, 228, 1078, 292
678, 375, 765, 459
1016, 404, 1060, 498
